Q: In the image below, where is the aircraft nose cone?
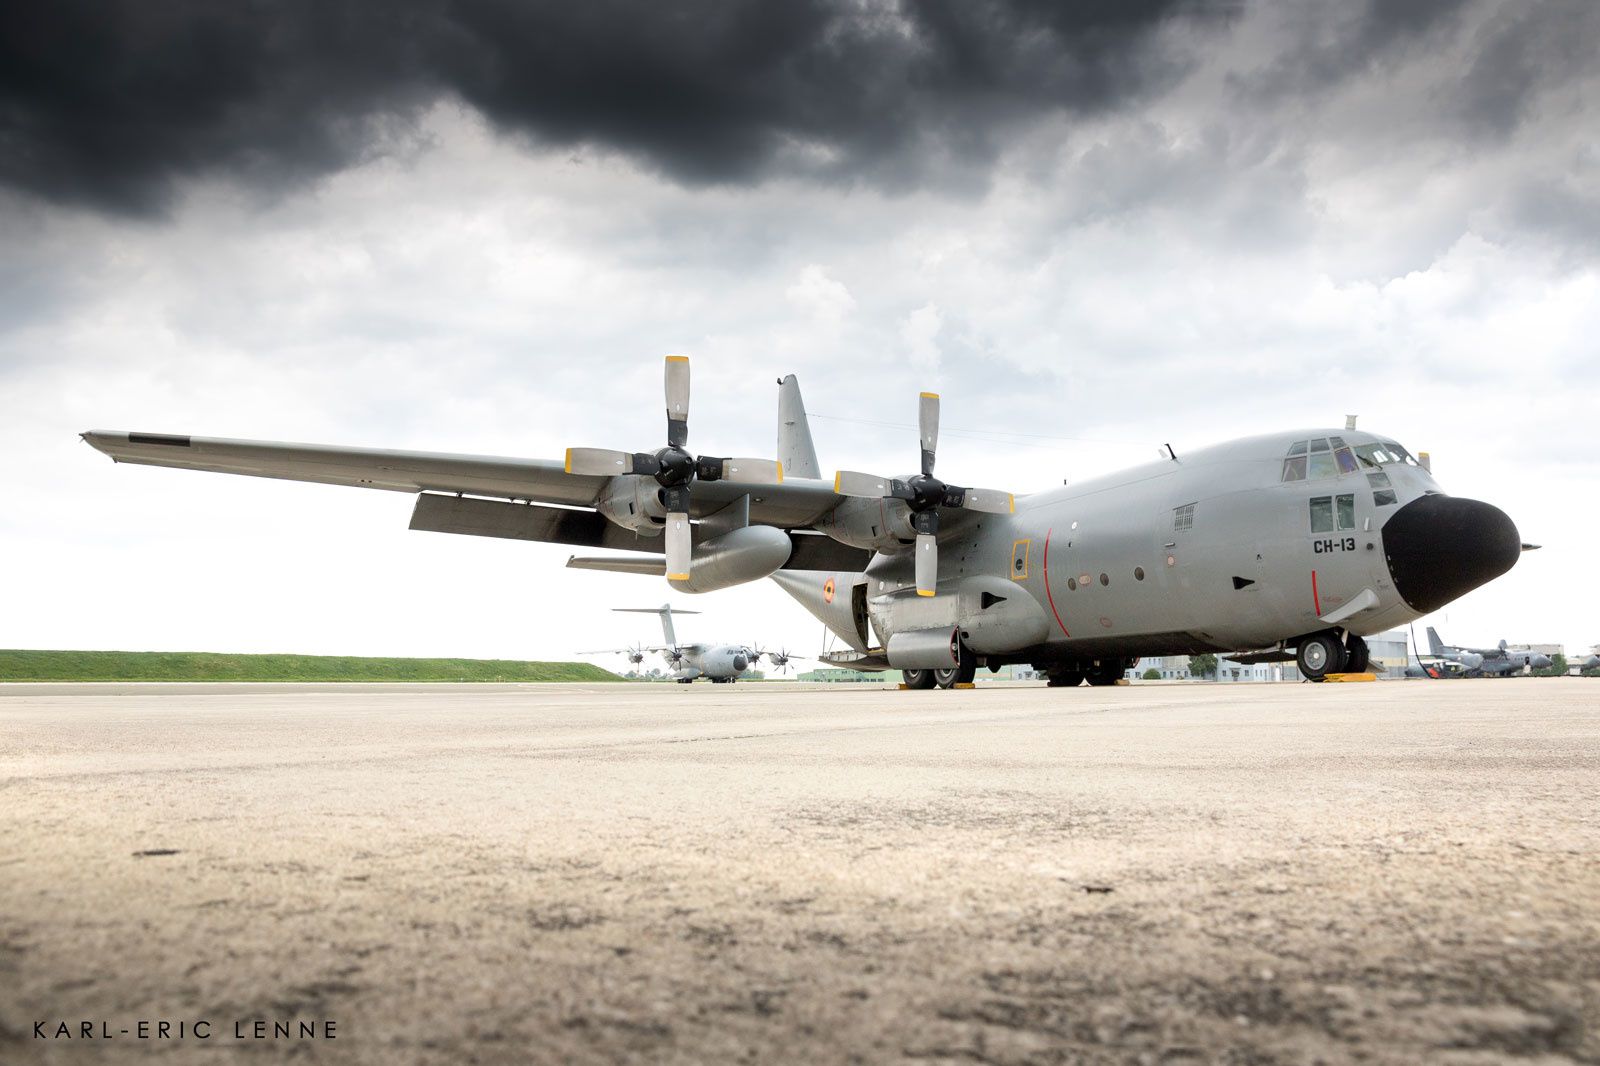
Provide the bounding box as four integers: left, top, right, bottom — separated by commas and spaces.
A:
732, 654, 749, 673
1382, 495, 1521, 613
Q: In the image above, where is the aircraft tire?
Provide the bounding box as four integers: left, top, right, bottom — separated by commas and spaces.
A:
902, 669, 938, 690
1046, 670, 1084, 688
1296, 632, 1347, 681
677, 678, 693, 684
1344, 635, 1370, 674
933, 649, 978, 689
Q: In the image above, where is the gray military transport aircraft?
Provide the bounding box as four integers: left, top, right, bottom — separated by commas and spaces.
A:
1424, 627, 1552, 676
596, 604, 767, 683
81, 357, 1531, 689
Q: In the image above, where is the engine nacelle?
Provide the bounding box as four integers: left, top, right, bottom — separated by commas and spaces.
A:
596, 475, 667, 535
814, 495, 914, 552
669, 524, 792, 594
1457, 652, 1484, 670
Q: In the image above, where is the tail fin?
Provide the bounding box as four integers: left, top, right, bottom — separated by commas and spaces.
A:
777, 374, 821, 480
614, 604, 700, 647
1426, 626, 1445, 656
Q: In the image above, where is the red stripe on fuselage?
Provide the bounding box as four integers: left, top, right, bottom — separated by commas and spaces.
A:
1311, 569, 1321, 616
1043, 528, 1070, 638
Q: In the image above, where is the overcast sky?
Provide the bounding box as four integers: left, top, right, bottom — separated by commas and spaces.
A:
3, 0, 1596, 665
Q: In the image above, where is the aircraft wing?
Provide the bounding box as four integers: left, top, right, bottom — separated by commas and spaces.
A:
80, 431, 844, 528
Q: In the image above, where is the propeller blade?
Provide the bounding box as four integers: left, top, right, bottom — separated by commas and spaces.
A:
919, 391, 939, 476
664, 512, 692, 581
915, 531, 938, 597
956, 488, 1015, 515
833, 470, 892, 498
720, 458, 783, 484
565, 448, 637, 476
665, 355, 690, 448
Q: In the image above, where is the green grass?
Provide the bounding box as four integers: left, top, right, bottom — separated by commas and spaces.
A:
0, 649, 622, 683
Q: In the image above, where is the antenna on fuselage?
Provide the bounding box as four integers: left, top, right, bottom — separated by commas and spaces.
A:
1345, 415, 1358, 430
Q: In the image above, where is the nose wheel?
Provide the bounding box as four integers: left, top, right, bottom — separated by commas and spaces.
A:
1343, 635, 1370, 674
1296, 631, 1348, 681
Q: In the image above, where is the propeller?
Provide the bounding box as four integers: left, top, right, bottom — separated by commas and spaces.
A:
565, 356, 783, 582
625, 643, 647, 667
832, 391, 1014, 597
757, 646, 797, 674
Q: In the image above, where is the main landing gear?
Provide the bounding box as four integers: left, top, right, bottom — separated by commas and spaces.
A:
1295, 630, 1369, 681
903, 644, 979, 689
1044, 657, 1135, 688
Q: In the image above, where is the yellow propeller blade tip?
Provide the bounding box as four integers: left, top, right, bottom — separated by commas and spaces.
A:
775, 462, 784, 483
919, 391, 939, 399
665, 355, 689, 363
563, 448, 573, 474
916, 588, 936, 597
667, 573, 690, 581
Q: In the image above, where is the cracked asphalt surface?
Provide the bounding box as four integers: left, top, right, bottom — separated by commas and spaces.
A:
2, 679, 1597, 1064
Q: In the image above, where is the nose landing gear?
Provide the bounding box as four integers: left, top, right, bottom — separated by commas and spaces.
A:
1296, 630, 1370, 681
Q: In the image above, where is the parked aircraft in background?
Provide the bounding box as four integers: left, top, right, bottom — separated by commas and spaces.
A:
83, 356, 1534, 690
1424, 627, 1552, 676
603, 604, 767, 684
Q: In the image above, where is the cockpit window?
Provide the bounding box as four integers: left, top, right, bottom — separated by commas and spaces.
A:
1281, 455, 1307, 481
1307, 449, 1336, 480
1354, 441, 1419, 469
1309, 438, 1329, 453
1382, 442, 1420, 466
1287, 440, 1307, 456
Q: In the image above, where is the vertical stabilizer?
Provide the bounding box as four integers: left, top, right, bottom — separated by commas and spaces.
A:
614, 604, 701, 648
777, 374, 821, 480
1426, 626, 1446, 656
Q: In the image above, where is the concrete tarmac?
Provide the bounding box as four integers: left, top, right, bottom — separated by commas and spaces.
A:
2, 679, 1597, 1064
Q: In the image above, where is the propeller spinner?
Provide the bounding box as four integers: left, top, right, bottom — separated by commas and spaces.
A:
833, 392, 1013, 597
565, 357, 782, 581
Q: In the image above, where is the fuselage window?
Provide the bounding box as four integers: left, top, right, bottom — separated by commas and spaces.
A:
1281, 456, 1307, 481
1310, 496, 1334, 534
1174, 503, 1195, 531
1307, 451, 1336, 480
1311, 494, 1356, 532
1334, 447, 1358, 474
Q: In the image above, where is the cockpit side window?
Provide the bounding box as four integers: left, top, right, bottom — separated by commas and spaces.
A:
1354, 441, 1418, 469
1281, 440, 1308, 481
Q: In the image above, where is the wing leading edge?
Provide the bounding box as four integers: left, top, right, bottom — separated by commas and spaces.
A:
80, 431, 843, 528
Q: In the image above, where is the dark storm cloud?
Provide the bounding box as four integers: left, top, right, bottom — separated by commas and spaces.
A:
1, 0, 1224, 216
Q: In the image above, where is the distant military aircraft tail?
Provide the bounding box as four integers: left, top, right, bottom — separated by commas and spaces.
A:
614, 604, 700, 647
1426, 626, 1447, 656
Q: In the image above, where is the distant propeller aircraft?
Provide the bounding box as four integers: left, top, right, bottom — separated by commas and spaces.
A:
1423, 627, 1552, 676
82, 356, 1532, 689
593, 604, 771, 684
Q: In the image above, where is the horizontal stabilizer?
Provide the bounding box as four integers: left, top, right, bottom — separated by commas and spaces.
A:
568, 556, 666, 576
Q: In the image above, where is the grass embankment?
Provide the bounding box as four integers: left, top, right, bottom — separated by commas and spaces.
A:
0, 649, 620, 683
